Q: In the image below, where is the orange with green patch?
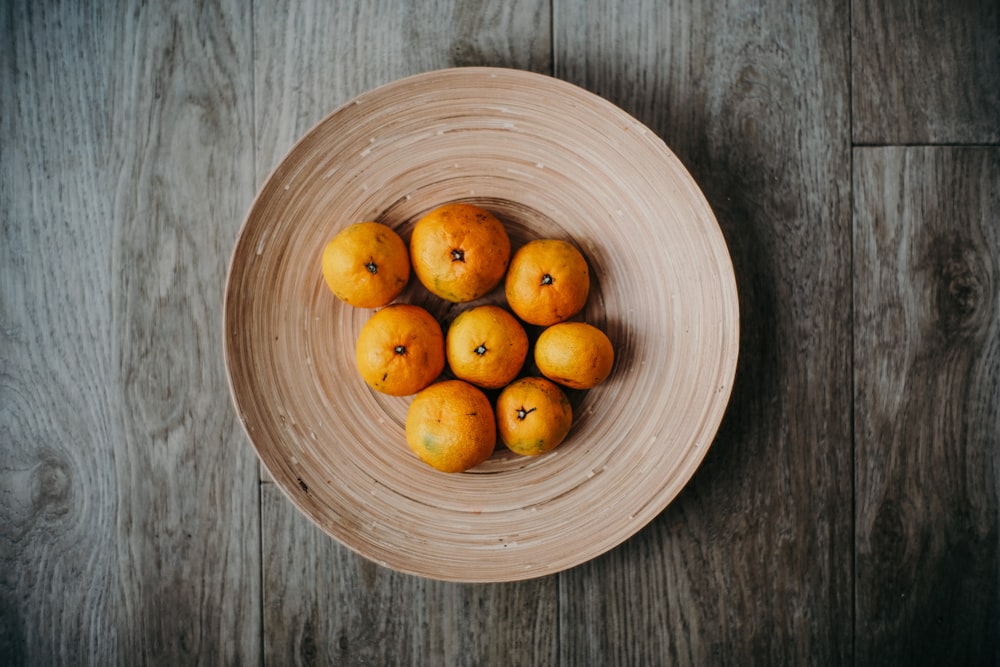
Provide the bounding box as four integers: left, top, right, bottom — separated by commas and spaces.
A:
406, 380, 497, 472
409, 203, 511, 303
495, 376, 573, 456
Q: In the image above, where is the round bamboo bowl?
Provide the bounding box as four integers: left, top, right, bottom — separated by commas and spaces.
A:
224, 67, 739, 582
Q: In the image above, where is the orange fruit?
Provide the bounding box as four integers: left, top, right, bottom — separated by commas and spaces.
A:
534, 321, 614, 389
446, 305, 529, 389
355, 304, 445, 396
321, 221, 410, 308
504, 239, 590, 326
405, 380, 497, 472
409, 203, 511, 302
495, 377, 573, 456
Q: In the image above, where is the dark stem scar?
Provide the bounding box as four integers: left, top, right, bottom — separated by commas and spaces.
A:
541, 273, 554, 285
365, 257, 378, 274
516, 406, 537, 420
394, 345, 406, 355
451, 248, 465, 262
474, 343, 487, 355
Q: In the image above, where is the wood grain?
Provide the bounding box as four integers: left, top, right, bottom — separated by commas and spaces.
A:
108, 2, 261, 664
853, 147, 999, 665
262, 485, 558, 665
852, 0, 1000, 144
109, 1, 261, 661
556, 0, 853, 662
1, 0, 261, 663
1, 3, 119, 663
4, 0, 997, 664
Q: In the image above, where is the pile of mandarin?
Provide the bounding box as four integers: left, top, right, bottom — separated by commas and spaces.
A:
321, 203, 613, 473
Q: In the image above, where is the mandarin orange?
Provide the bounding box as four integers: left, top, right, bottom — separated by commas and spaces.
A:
321, 221, 409, 308
534, 321, 614, 390
405, 380, 497, 472
495, 377, 573, 456
504, 238, 589, 326
446, 305, 528, 389
355, 304, 445, 396
409, 203, 510, 302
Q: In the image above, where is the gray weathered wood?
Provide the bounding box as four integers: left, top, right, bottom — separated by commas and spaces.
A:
110, 2, 261, 662
1, 3, 120, 663
262, 486, 558, 665
853, 146, 999, 665
852, 0, 1000, 144
1, 1, 261, 663
555, 1, 854, 663
4, 0, 999, 664
252, 1, 554, 663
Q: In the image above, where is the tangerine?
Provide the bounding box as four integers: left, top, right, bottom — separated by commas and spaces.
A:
495, 377, 573, 456
505, 238, 590, 326
446, 305, 529, 389
534, 321, 614, 389
409, 203, 511, 302
405, 380, 497, 472
355, 304, 445, 396
321, 221, 409, 308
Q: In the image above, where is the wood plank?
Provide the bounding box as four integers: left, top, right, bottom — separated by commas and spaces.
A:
262, 485, 557, 665
853, 146, 999, 665
105, 0, 261, 664
1, 3, 120, 663
555, 1, 854, 662
852, 0, 1000, 144
2, 1, 261, 663
252, 1, 555, 663
108, 0, 261, 663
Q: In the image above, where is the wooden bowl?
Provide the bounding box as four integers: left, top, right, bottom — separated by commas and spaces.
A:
224, 67, 738, 582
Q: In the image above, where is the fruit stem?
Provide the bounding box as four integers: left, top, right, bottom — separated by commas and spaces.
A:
540, 273, 554, 285
516, 406, 537, 420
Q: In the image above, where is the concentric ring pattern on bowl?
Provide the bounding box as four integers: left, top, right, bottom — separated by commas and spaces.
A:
223, 67, 739, 582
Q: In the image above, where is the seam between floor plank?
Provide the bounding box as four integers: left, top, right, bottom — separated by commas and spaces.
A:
852, 142, 1000, 148
848, 1, 857, 663
249, 4, 264, 665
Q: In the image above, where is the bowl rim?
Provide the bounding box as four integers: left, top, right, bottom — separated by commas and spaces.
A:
222, 66, 740, 581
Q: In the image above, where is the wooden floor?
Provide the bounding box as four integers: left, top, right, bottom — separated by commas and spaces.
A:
2, 1, 997, 664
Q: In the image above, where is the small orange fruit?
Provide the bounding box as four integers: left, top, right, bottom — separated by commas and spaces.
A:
321, 221, 410, 308
446, 305, 529, 389
409, 203, 511, 302
406, 380, 497, 472
505, 239, 590, 326
534, 321, 614, 390
495, 377, 573, 456
355, 304, 445, 396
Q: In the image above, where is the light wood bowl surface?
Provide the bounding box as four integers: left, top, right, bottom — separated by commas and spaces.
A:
224, 67, 739, 582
